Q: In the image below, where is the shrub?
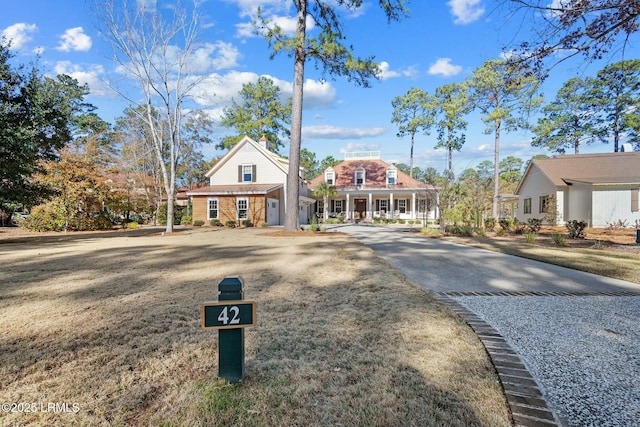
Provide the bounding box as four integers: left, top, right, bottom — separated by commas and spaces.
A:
527, 218, 542, 234
524, 232, 536, 243
158, 203, 184, 225
513, 220, 527, 235
446, 225, 474, 237
498, 217, 514, 232
551, 233, 566, 246
474, 227, 486, 237
495, 228, 505, 237
22, 202, 113, 232
242, 219, 253, 227
606, 219, 628, 234
398, 219, 406, 224
260, 222, 268, 228
565, 220, 587, 239
225, 220, 236, 228
373, 217, 381, 224
180, 215, 192, 225
391, 218, 398, 224
484, 217, 496, 231
420, 227, 441, 236
210, 219, 221, 226
193, 220, 205, 226
126, 221, 139, 230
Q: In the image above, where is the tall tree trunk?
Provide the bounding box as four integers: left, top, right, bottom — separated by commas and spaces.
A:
284, 1, 307, 231
409, 133, 415, 178
492, 119, 501, 218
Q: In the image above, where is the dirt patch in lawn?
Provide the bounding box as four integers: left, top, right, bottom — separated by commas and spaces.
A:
0, 227, 509, 427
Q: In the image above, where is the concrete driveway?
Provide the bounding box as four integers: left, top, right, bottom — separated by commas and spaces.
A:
335, 224, 639, 294
335, 224, 640, 427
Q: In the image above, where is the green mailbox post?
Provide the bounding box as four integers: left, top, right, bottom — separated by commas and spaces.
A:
201, 277, 256, 383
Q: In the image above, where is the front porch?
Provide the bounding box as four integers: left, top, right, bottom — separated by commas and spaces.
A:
316, 192, 439, 223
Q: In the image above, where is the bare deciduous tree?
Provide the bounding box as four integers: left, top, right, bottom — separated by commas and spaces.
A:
96, 0, 207, 233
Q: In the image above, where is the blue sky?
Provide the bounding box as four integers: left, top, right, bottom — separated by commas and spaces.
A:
2, 0, 638, 176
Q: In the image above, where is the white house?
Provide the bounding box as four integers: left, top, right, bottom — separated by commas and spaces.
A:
515, 152, 640, 227
187, 136, 314, 226
307, 152, 439, 222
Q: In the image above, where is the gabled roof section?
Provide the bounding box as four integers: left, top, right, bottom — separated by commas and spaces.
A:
516, 152, 640, 194
204, 135, 289, 178
308, 159, 436, 190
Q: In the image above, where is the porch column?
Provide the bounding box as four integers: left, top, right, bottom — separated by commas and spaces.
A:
346, 193, 350, 220
411, 192, 416, 220
389, 192, 394, 218
368, 193, 373, 218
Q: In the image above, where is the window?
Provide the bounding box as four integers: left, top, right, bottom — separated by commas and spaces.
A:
237, 198, 248, 219
396, 199, 408, 214
317, 200, 324, 215
387, 169, 396, 185
418, 199, 427, 213
208, 198, 218, 220
355, 167, 365, 185
539, 195, 550, 214
632, 189, 639, 212
524, 198, 532, 214
325, 171, 335, 185
239, 164, 256, 183
376, 199, 389, 213
332, 199, 343, 213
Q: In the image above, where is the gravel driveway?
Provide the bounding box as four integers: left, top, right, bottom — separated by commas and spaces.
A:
336, 224, 640, 427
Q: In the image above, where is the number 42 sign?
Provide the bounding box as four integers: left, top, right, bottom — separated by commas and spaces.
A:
201, 301, 257, 330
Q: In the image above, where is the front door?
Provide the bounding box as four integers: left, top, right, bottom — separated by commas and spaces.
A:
354, 198, 366, 219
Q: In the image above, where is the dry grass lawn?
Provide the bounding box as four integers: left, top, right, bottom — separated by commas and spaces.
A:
0, 227, 510, 427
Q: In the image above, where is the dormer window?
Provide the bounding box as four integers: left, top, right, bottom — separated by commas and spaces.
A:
387, 169, 397, 185
325, 171, 335, 185
239, 164, 256, 183
355, 167, 365, 185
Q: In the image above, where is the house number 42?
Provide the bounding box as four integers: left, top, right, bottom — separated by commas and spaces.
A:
218, 306, 240, 325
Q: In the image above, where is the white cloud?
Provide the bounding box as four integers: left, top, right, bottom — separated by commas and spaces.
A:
54, 61, 109, 96
448, 0, 485, 25
477, 144, 493, 152
428, 58, 462, 77
181, 41, 241, 71
240, 13, 315, 38
191, 72, 336, 112
56, 27, 92, 52
1, 23, 37, 49
301, 79, 336, 109
378, 61, 418, 80
303, 126, 385, 140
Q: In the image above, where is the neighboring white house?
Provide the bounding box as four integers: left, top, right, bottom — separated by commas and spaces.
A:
307, 151, 439, 222
187, 135, 314, 226
515, 152, 640, 227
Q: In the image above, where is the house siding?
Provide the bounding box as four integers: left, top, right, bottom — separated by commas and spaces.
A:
517, 165, 557, 222
210, 143, 286, 186
592, 186, 640, 227
567, 183, 591, 224
192, 194, 270, 226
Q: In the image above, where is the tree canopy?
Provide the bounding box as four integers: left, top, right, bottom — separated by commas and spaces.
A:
531, 77, 606, 154
469, 59, 542, 217
391, 87, 434, 178
505, 1, 640, 76
0, 43, 94, 213
218, 76, 291, 153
